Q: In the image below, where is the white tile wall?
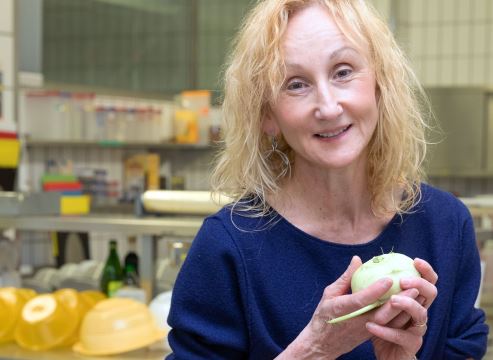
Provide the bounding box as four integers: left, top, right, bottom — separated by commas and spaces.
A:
396, 0, 493, 201
440, 25, 456, 56
473, 24, 488, 55
456, 0, 472, 22
439, 58, 454, 86
426, 25, 441, 57
455, 56, 470, 85
0, 0, 13, 34
441, 0, 456, 23
472, 0, 489, 22
425, 0, 441, 24
409, 0, 425, 25
397, 0, 493, 87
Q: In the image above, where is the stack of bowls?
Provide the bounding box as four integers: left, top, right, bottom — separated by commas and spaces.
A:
0, 288, 36, 344
13, 288, 106, 351
73, 298, 166, 356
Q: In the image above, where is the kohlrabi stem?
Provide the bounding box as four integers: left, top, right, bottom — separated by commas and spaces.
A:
326, 300, 385, 324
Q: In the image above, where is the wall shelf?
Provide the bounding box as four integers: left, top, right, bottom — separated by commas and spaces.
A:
24, 139, 215, 151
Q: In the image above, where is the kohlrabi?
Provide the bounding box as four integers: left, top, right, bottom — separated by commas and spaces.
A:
327, 252, 421, 324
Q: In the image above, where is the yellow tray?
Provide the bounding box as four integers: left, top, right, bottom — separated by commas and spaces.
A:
61, 195, 91, 215
0, 139, 20, 167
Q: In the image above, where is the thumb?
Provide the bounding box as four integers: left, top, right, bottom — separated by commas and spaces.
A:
324, 256, 362, 299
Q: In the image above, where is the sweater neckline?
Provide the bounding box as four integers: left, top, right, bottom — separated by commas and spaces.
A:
273, 209, 402, 250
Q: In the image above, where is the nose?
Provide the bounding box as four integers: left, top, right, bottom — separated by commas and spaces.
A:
314, 85, 343, 120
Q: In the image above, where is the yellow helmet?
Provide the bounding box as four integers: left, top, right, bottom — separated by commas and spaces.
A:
0, 288, 36, 344
14, 293, 78, 351
73, 298, 166, 356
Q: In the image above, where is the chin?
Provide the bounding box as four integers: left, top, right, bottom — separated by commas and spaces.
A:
320, 154, 365, 170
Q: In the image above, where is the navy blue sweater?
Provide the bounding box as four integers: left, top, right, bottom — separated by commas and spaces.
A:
167, 184, 488, 359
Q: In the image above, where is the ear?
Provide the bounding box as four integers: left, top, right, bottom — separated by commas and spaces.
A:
261, 110, 280, 137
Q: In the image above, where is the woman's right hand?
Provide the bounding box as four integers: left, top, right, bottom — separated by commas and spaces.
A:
276, 256, 418, 360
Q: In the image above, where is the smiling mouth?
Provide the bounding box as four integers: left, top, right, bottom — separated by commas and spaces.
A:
315, 124, 352, 139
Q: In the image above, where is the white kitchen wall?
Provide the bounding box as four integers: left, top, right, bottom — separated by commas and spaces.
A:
394, 0, 493, 197
396, 0, 493, 87
0, 0, 16, 126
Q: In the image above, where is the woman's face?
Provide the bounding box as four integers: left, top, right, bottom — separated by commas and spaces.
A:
264, 4, 379, 171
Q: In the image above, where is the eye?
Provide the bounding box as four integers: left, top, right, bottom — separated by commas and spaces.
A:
334, 67, 353, 79
286, 80, 308, 91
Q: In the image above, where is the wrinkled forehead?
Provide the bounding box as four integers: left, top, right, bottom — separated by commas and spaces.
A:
283, 2, 372, 63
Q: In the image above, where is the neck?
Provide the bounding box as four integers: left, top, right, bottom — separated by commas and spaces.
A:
285, 161, 372, 220
268, 159, 391, 244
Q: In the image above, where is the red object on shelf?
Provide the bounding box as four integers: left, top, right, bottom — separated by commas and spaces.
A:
0, 131, 18, 139
43, 182, 82, 191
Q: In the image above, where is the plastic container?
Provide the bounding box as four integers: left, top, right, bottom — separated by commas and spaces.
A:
0, 139, 20, 167
174, 109, 198, 144
180, 90, 211, 145
60, 195, 91, 215
23, 91, 58, 139
181, 90, 211, 111
148, 291, 172, 350
73, 298, 166, 356
0, 288, 36, 344
79, 290, 106, 308
53, 288, 86, 346
15, 293, 79, 351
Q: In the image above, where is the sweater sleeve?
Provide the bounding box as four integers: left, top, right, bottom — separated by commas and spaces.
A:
444, 213, 489, 360
166, 217, 249, 360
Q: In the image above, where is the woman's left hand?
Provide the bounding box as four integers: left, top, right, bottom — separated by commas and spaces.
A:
366, 258, 438, 360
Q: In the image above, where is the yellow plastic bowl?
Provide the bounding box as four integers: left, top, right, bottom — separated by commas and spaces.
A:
53, 289, 86, 347
73, 298, 166, 356
79, 290, 106, 308
0, 288, 36, 344
14, 293, 79, 351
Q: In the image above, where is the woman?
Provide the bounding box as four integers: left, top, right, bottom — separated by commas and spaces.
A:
166, 0, 488, 359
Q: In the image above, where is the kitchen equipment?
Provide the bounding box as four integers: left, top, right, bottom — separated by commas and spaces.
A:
148, 291, 172, 350
141, 190, 231, 215
79, 289, 106, 307
22, 267, 57, 293
73, 298, 166, 356
14, 293, 79, 351
0, 191, 61, 216
54, 288, 89, 346
0, 236, 20, 287
0, 288, 36, 344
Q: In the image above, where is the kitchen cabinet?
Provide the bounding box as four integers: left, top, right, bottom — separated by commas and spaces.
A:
425, 87, 493, 176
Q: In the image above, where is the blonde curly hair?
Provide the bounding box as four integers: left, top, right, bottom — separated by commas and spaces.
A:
211, 0, 431, 217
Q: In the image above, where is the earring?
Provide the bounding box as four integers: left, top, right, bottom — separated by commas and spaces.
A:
265, 136, 291, 180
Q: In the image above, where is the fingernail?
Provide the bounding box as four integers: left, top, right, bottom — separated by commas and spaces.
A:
401, 278, 411, 287
366, 322, 377, 330
380, 278, 393, 288
391, 295, 400, 304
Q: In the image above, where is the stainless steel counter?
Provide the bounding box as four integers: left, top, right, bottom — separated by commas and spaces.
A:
0, 343, 167, 360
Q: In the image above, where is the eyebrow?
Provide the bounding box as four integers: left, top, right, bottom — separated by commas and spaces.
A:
284, 46, 362, 69
329, 46, 360, 60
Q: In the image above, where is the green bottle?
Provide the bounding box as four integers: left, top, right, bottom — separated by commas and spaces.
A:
100, 240, 123, 297
123, 263, 140, 288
